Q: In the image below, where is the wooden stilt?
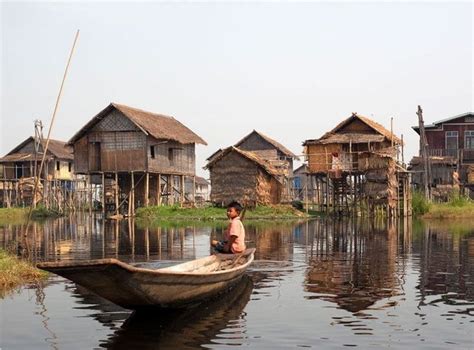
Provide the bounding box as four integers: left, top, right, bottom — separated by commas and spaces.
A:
102, 172, 105, 214
169, 175, 174, 205
145, 172, 149, 207
180, 175, 184, 206
115, 172, 119, 216
131, 172, 135, 216
193, 175, 196, 207
88, 174, 92, 216
157, 174, 161, 206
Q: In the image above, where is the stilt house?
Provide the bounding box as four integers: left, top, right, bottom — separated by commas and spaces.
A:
204, 146, 282, 206
206, 130, 297, 205
411, 112, 474, 198
0, 137, 75, 207
234, 130, 298, 201
68, 103, 207, 214
303, 113, 411, 217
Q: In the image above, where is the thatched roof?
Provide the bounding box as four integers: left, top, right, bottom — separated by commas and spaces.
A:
304, 113, 402, 146
195, 176, 209, 186
409, 156, 457, 166
0, 153, 53, 163
68, 103, 207, 145
235, 130, 297, 158
205, 146, 281, 179
1, 137, 73, 161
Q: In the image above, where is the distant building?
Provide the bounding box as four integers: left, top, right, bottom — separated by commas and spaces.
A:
0, 136, 76, 207
411, 112, 474, 196
206, 130, 297, 205
205, 146, 282, 206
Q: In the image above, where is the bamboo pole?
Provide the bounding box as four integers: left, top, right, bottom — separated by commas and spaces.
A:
157, 174, 161, 206
115, 172, 119, 216
22, 30, 79, 256
102, 172, 105, 214
145, 172, 149, 207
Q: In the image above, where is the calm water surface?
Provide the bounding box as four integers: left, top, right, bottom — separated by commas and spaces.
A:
0, 215, 473, 349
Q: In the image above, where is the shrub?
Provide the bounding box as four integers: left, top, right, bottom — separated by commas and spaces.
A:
412, 191, 430, 216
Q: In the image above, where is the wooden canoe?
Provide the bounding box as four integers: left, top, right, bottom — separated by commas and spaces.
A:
37, 248, 256, 310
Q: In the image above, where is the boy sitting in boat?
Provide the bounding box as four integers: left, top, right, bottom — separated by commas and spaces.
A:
212, 201, 246, 254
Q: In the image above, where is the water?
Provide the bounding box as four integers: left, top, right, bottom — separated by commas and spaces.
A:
0, 215, 473, 349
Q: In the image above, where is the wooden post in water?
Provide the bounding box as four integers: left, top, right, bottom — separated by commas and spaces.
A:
417, 105, 431, 201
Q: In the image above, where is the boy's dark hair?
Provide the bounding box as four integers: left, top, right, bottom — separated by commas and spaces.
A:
227, 201, 243, 213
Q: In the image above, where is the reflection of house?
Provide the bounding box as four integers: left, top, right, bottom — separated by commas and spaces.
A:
304, 220, 401, 313
205, 147, 282, 206
0, 136, 78, 208
411, 112, 474, 197
303, 113, 410, 216
68, 103, 207, 214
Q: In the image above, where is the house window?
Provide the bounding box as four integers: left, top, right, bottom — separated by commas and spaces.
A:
68, 162, 72, 172
446, 131, 458, 149
168, 148, 174, 165
56, 161, 60, 171
150, 146, 155, 159
465, 131, 474, 149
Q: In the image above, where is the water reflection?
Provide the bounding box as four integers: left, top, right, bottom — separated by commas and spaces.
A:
1, 215, 474, 349
81, 276, 254, 349
303, 219, 405, 313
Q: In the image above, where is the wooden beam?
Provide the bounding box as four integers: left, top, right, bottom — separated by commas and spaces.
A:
145, 172, 149, 207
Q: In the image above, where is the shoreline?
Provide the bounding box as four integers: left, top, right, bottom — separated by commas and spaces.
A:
0, 249, 48, 297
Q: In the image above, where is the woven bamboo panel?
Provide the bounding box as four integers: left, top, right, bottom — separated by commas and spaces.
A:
307, 144, 341, 173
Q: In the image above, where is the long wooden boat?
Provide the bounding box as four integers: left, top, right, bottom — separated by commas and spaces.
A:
37, 248, 255, 310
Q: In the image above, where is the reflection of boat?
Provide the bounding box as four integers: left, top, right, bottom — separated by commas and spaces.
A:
101, 276, 254, 349
37, 248, 255, 310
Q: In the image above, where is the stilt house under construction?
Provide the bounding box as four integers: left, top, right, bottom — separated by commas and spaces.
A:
303, 113, 411, 217
68, 103, 207, 215
205, 146, 282, 206
0, 136, 77, 208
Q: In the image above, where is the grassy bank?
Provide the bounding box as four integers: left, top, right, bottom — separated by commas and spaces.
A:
136, 204, 309, 221
0, 207, 61, 224
413, 191, 474, 219
0, 249, 48, 297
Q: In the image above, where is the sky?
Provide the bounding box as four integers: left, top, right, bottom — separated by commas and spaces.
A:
1, 1, 473, 178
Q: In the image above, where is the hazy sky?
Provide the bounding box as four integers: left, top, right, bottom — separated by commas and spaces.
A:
1, 1, 473, 177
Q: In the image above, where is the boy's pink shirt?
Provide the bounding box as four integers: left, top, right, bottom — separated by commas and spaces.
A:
226, 217, 246, 253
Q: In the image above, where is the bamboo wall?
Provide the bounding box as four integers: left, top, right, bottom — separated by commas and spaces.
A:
209, 151, 280, 205
306, 144, 342, 173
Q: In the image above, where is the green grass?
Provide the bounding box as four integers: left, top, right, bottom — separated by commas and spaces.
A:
30, 206, 62, 219
0, 207, 28, 225
0, 249, 48, 297
136, 204, 309, 222
412, 191, 431, 217
422, 193, 474, 219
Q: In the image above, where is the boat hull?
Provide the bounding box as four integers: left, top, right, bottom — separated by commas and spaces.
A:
37, 248, 255, 309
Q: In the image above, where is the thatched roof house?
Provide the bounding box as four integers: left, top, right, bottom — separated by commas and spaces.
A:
303, 113, 402, 174
205, 146, 282, 206
68, 103, 206, 175
0, 136, 73, 180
